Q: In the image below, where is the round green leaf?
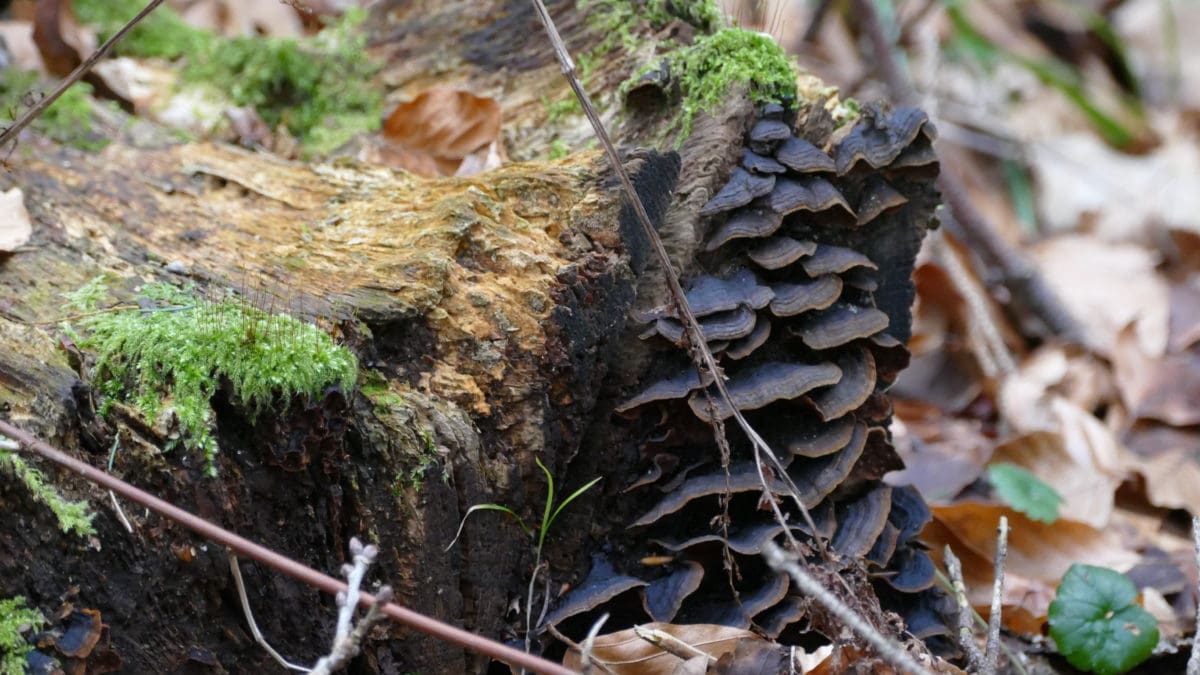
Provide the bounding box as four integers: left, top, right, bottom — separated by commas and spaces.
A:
1048, 564, 1159, 675
987, 462, 1062, 523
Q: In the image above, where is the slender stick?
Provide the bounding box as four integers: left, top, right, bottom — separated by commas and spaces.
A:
0, 0, 168, 149
944, 546, 986, 672
1188, 517, 1200, 675
0, 419, 575, 675
985, 516, 1009, 674
763, 542, 933, 675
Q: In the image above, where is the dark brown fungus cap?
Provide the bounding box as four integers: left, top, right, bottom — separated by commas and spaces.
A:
705, 207, 784, 251
739, 574, 791, 617
748, 236, 818, 270
700, 168, 776, 216
888, 139, 939, 171
889, 484, 931, 543
654, 522, 804, 556
749, 118, 792, 144
810, 348, 877, 421
800, 245, 878, 276
786, 416, 859, 458
789, 432, 867, 507
768, 276, 843, 317
833, 107, 934, 175
841, 267, 879, 292
635, 269, 774, 322
768, 177, 853, 218
742, 149, 787, 174
883, 547, 936, 593
655, 306, 758, 344
631, 462, 784, 527
866, 522, 901, 567
615, 368, 714, 412
543, 560, 649, 626
622, 453, 680, 493
641, 561, 704, 622
724, 316, 772, 360
853, 427, 906, 482
855, 175, 909, 226
687, 361, 843, 422
831, 485, 893, 558
869, 335, 911, 388
899, 591, 955, 639
793, 303, 890, 351
756, 597, 805, 639
774, 136, 837, 173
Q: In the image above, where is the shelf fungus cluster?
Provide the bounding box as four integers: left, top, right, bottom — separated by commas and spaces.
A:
546, 102, 950, 646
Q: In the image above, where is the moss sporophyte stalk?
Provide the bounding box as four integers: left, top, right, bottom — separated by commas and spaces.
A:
63, 281, 358, 475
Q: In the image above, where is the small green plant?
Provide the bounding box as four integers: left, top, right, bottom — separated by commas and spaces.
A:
1049, 563, 1159, 675
445, 458, 600, 651
0, 596, 43, 675
64, 280, 358, 475
0, 442, 95, 538
547, 139, 570, 160
986, 462, 1061, 523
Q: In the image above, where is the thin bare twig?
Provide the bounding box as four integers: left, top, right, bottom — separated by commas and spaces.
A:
528, 0, 822, 554
851, 0, 1085, 344
229, 554, 311, 672
632, 624, 717, 664
0, 0, 168, 149
1188, 517, 1200, 675
763, 542, 933, 675
933, 570, 1031, 675
311, 539, 392, 675
944, 546, 986, 672
0, 419, 575, 675
930, 230, 1016, 379
986, 516, 1008, 674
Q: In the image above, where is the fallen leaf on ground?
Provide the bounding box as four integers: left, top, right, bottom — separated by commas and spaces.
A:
888, 399, 993, 503
1029, 235, 1168, 359
32, 0, 95, 77
177, 0, 303, 38
0, 188, 33, 252
990, 431, 1120, 529
930, 502, 1139, 585
561, 623, 760, 674
373, 88, 503, 177
0, 21, 46, 71
91, 57, 176, 114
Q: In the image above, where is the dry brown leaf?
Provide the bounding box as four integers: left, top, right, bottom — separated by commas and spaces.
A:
378, 88, 502, 177
91, 57, 176, 114
32, 0, 96, 77
922, 520, 1054, 635
889, 399, 992, 504
991, 431, 1120, 529
1029, 235, 1168, 359
0, 20, 47, 71
561, 623, 760, 674
931, 502, 1138, 584
0, 188, 33, 252
176, 0, 303, 38
1124, 445, 1200, 516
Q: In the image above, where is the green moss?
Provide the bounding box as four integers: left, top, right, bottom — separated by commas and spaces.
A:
0, 596, 43, 675
0, 446, 95, 538
548, 139, 570, 160
75, 0, 213, 59
65, 281, 358, 476
543, 96, 582, 124
582, 0, 724, 52
642, 27, 798, 139
0, 70, 109, 151
73, 1, 381, 154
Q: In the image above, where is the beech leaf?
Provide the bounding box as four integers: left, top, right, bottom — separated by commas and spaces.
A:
1048, 564, 1158, 675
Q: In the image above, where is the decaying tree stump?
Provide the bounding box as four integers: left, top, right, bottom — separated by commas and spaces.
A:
0, 1, 944, 672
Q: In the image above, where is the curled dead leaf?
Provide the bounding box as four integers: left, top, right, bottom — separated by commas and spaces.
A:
376, 88, 502, 177
561, 623, 760, 674
0, 188, 33, 252
991, 431, 1119, 529
32, 0, 96, 77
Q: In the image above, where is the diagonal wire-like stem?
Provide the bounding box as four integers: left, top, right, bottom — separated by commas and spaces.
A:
0, 419, 576, 675
527, 0, 821, 552
0, 0, 168, 149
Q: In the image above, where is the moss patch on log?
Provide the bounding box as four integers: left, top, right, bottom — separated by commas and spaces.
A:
64, 280, 357, 475
0, 596, 42, 675
0, 71, 108, 151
